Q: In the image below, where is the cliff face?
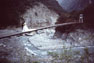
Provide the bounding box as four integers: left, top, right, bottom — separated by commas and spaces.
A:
1, 0, 65, 29
1, 0, 94, 31
22, 2, 59, 29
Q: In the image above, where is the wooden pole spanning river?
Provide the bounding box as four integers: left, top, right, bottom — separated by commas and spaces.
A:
0, 22, 82, 39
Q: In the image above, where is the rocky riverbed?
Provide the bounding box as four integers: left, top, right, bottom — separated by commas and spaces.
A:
0, 27, 94, 63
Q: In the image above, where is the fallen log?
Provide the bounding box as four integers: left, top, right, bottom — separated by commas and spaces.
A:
0, 22, 81, 39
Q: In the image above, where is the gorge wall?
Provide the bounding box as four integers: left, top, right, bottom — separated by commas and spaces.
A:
1, 0, 66, 29
1, 0, 94, 33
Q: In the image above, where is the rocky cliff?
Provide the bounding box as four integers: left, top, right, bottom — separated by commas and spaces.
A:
1, 0, 66, 29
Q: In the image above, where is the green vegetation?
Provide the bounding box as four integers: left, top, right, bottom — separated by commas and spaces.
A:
47, 46, 80, 63
47, 46, 92, 63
